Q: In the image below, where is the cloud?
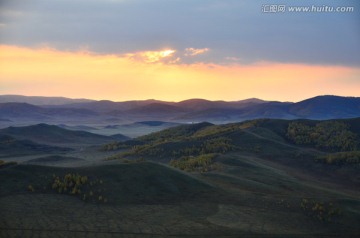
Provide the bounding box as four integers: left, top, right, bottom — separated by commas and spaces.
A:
125, 47, 210, 64
126, 49, 177, 64
185, 48, 209, 56
124, 47, 211, 64
0, 0, 359, 66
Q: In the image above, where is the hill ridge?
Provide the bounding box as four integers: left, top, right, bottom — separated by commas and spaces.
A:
0, 123, 127, 146
0, 95, 359, 123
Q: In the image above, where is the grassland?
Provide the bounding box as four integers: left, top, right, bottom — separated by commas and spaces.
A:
1, 118, 360, 237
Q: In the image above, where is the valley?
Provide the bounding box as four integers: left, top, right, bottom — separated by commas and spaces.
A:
1, 99, 359, 237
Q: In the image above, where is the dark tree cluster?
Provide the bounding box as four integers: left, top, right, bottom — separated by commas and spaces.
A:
287, 121, 358, 152
105, 134, 236, 161
51, 173, 88, 195
50, 173, 108, 203
28, 173, 108, 203
169, 153, 221, 172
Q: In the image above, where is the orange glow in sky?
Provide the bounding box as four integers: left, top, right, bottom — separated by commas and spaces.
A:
0, 45, 359, 102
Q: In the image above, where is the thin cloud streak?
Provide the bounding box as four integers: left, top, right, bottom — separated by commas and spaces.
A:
185, 48, 210, 57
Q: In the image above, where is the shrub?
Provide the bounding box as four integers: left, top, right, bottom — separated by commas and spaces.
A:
28, 184, 35, 192
47, 173, 107, 204
169, 153, 220, 172
300, 198, 342, 222
315, 151, 360, 165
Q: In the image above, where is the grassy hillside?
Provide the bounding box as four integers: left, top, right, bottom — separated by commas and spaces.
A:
1, 118, 360, 237
0, 162, 216, 205
103, 120, 311, 161
1, 156, 359, 236
0, 123, 119, 146
102, 118, 360, 187
26, 155, 85, 165
0, 134, 71, 158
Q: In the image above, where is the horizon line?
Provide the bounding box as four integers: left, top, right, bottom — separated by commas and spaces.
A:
0, 94, 359, 104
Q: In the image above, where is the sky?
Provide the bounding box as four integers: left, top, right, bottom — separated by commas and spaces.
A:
0, 0, 359, 102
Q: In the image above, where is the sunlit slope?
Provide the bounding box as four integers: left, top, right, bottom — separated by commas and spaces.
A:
107, 118, 360, 160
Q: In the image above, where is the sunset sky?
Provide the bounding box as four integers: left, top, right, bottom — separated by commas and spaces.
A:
0, 0, 359, 102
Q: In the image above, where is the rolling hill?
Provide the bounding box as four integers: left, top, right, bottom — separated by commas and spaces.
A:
105, 118, 360, 180
125, 103, 187, 115
0, 124, 124, 146
25, 155, 85, 165
0, 134, 71, 158
0, 95, 359, 124
65, 99, 171, 113
176, 98, 266, 110
0, 103, 50, 120
0, 162, 216, 204
1, 118, 360, 237
134, 121, 180, 127
176, 99, 234, 110
288, 95, 360, 119
2, 155, 360, 236
0, 95, 93, 105
0, 102, 98, 120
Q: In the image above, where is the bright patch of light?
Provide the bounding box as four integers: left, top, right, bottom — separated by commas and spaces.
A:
127, 49, 176, 63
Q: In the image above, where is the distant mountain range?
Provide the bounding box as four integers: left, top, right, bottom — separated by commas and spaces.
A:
0, 102, 98, 120
0, 95, 93, 105
0, 95, 359, 124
